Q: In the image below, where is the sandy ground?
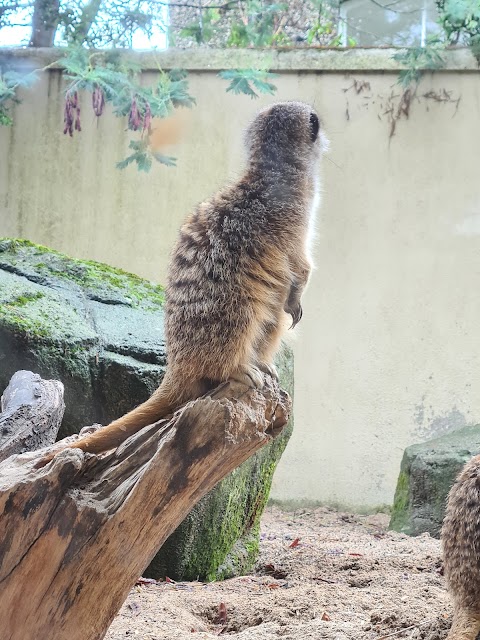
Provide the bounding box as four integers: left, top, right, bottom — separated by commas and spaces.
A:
105, 506, 452, 640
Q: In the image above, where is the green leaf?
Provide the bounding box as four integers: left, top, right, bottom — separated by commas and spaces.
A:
180, 25, 204, 44
251, 77, 277, 96
118, 139, 176, 172
0, 68, 40, 127
136, 153, 152, 172
394, 41, 445, 87
0, 111, 13, 126
218, 69, 277, 99
116, 155, 138, 170
224, 75, 259, 98
227, 23, 250, 47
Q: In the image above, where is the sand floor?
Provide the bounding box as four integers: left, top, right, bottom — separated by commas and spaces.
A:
105, 506, 452, 640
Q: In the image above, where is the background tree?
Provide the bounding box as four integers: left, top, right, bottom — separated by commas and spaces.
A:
0, 0, 343, 48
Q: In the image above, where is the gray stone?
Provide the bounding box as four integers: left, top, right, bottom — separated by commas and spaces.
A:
389, 424, 480, 538
0, 238, 166, 437
0, 237, 293, 579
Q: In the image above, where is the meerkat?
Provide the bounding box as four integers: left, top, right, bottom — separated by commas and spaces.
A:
41, 101, 327, 463
442, 455, 480, 640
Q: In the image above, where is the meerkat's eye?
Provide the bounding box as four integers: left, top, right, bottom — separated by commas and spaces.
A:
309, 112, 320, 142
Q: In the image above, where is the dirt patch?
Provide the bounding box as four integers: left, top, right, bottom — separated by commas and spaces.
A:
105, 506, 452, 640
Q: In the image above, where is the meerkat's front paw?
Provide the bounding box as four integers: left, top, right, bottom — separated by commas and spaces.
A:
284, 300, 303, 329
231, 364, 265, 389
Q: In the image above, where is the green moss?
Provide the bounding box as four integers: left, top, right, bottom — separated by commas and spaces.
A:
7, 292, 44, 307
184, 345, 293, 582
244, 528, 260, 556
216, 524, 260, 581
389, 468, 411, 533
0, 291, 49, 337
0, 238, 51, 254
63, 258, 165, 306
0, 238, 165, 308
0, 272, 97, 344
0, 308, 49, 337
213, 459, 279, 581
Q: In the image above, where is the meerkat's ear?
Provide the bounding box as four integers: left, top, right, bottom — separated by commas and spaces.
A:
309, 112, 320, 142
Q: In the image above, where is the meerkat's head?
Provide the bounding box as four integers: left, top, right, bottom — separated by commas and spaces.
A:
245, 101, 327, 171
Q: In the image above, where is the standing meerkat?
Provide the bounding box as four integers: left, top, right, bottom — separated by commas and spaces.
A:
43, 100, 327, 461
442, 455, 480, 640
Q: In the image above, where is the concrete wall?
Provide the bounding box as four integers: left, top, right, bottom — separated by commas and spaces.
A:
1, 48, 480, 509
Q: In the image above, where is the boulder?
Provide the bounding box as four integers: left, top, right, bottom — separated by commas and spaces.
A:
0, 237, 293, 579
147, 344, 293, 581
389, 424, 480, 538
0, 238, 166, 437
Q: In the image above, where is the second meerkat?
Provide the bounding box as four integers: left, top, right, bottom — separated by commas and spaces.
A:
442, 456, 480, 640
46, 101, 327, 459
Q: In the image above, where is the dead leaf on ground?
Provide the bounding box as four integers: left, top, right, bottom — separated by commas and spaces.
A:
217, 602, 227, 625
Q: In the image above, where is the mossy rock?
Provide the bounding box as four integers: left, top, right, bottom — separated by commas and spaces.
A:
389, 424, 480, 538
145, 345, 293, 581
0, 238, 166, 438
0, 238, 293, 580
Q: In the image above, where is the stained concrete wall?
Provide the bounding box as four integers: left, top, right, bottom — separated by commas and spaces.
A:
1, 48, 480, 509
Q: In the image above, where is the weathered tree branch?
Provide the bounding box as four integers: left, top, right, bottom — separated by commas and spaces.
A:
0, 370, 64, 463
0, 372, 290, 640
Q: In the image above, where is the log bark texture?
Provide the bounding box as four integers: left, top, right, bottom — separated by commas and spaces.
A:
0, 374, 290, 640
0, 370, 65, 463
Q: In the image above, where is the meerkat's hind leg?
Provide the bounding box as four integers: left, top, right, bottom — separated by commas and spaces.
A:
255, 361, 279, 380
447, 606, 480, 640
230, 363, 265, 389
228, 311, 284, 389
252, 316, 290, 383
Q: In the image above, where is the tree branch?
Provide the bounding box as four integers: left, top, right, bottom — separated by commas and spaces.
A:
150, 0, 245, 10
71, 0, 104, 44
0, 372, 290, 640
29, 0, 60, 47
0, 370, 64, 462
0, 2, 34, 12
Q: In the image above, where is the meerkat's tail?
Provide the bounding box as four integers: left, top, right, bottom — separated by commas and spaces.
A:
446, 608, 480, 640
37, 372, 205, 466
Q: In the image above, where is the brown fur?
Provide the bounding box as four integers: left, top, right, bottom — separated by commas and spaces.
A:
42, 101, 326, 461
442, 455, 480, 639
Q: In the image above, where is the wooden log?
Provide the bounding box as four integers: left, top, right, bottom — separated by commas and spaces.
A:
0, 370, 65, 462
0, 375, 290, 640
